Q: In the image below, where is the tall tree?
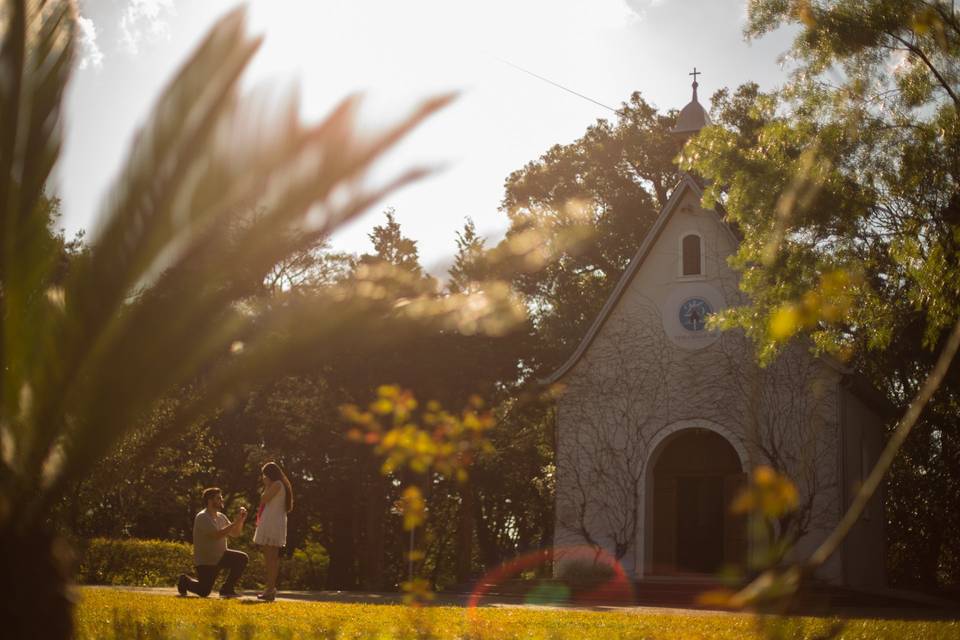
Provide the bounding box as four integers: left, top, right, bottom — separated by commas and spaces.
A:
361, 208, 425, 278
686, 0, 960, 589
448, 217, 488, 293
500, 92, 682, 374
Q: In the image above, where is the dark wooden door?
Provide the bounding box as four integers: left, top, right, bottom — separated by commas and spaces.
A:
676, 475, 725, 573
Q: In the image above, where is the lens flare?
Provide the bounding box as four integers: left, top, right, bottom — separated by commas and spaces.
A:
466, 546, 635, 616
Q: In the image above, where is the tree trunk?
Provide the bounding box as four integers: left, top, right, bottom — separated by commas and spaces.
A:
359, 464, 386, 590
0, 525, 74, 640
325, 477, 358, 589
455, 485, 474, 584
473, 491, 501, 570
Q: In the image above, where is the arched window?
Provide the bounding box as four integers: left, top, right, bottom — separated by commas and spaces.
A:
681, 233, 702, 276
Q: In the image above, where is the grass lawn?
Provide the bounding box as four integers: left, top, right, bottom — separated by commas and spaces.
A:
75, 588, 958, 640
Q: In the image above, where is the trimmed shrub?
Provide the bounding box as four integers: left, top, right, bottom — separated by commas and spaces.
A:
77, 537, 328, 590
78, 538, 192, 588
557, 559, 617, 594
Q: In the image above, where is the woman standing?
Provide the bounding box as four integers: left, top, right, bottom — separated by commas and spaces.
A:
253, 461, 293, 601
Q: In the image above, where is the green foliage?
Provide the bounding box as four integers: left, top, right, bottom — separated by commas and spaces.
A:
470, 396, 555, 569
447, 218, 488, 294
361, 208, 427, 279
687, 0, 960, 359
500, 92, 681, 373
685, 0, 960, 591
343, 386, 495, 482
556, 559, 616, 593
78, 538, 194, 588
343, 386, 496, 603
74, 588, 960, 640
288, 540, 331, 590
77, 537, 329, 590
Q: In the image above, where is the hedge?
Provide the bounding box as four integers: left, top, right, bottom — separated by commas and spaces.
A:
77, 537, 329, 591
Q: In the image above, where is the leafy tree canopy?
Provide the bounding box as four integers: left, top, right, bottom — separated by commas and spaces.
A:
685, 0, 960, 362
500, 92, 682, 373
361, 208, 426, 278
684, 0, 960, 589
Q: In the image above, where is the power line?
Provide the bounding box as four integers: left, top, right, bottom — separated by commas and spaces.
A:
493, 56, 626, 117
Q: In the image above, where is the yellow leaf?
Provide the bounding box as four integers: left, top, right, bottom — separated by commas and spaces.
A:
339, 404, 361, 422
769, 305, 799, 341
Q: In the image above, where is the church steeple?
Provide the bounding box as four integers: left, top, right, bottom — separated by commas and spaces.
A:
672, 67, 711, 136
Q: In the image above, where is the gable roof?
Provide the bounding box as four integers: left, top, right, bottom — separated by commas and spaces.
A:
542, 173, 739, 385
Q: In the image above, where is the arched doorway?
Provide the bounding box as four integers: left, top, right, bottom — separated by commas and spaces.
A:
647, 428, 746, 575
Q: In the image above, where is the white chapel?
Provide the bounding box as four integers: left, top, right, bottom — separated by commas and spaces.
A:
548, 76, 887, 588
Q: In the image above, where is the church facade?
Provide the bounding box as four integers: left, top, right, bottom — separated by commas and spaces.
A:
547, 85, 886, 588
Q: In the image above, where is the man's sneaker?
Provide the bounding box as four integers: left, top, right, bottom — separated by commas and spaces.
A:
219, 589, 241, 599
176, 574, 188, 597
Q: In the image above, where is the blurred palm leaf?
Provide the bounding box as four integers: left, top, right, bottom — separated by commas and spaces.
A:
0, 0, 513, 534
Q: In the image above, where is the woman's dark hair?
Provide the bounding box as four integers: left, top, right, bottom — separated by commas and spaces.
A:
262, 462, 293, 513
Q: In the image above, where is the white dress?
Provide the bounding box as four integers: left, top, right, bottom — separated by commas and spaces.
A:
253, 482, 287, 547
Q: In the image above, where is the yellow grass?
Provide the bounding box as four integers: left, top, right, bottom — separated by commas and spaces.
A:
74, 587, 958, 640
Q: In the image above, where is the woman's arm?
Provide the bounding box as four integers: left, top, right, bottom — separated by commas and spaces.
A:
259, 480, 281, 506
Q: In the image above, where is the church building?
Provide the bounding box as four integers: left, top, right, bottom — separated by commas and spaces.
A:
547, 76, 887, 588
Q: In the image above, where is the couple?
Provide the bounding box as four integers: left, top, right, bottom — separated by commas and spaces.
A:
177, 462, 294, 601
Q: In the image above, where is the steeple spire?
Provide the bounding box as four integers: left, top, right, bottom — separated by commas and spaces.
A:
672, 66, 711, 136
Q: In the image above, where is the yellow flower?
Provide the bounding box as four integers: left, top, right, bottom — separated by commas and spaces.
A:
377, 384, 400, 399
371, 398, 394, 416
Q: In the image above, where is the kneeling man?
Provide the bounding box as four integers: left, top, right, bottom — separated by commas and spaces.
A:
177, 487, 248, 598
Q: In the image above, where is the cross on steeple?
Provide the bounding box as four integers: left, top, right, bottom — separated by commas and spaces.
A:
688, 67, 702, 102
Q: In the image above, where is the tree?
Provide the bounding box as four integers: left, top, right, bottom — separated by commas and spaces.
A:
685, 0, 960, 592
470, 393, 555, 573
500, 93, 683, 375
361, 208, 426, 278
689, 0, 960, 358
447, 217, 488, 293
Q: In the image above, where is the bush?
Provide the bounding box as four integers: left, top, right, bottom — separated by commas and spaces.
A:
287, 540, 331, 590
557, 559, 617, 594
77, 537, 328, 590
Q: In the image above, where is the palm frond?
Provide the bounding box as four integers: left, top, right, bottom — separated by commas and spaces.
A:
0, 4, 471, 528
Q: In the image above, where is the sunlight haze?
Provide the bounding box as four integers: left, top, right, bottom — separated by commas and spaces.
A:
62, 0, 793, 275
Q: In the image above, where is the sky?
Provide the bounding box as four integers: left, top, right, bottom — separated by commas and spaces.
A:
59, 0, 796, 276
